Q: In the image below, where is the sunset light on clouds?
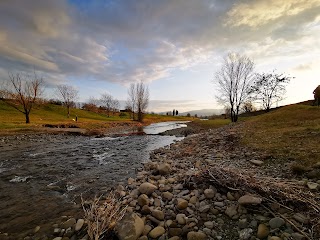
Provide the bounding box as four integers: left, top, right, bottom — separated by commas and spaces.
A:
0, 0, 319, 112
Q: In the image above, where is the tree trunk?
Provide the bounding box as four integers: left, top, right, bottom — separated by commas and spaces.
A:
25, 113, 30, 124
67, 106, 70, 118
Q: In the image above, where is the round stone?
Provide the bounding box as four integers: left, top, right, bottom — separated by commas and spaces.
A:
149, 226, 166, 238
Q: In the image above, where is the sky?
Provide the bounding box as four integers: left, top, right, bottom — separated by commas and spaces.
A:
0, 0, 319, 112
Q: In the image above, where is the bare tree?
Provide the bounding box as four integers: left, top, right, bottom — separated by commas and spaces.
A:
215, 53, 255, 122
111, 98, 120, 115
127, 83, 136, 120
100, 93, 114, 117
136, 82, 149, 122
251, 71, 291, 112
56, 84, 79, 118
0, 72, 44, 123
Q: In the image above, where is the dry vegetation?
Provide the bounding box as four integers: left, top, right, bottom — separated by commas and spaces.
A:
196, 165, 320, 239
239, 104, 320, 175
81, 192, 127, 240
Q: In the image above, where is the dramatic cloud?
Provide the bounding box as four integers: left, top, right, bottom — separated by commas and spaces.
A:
0, 0, 319, 109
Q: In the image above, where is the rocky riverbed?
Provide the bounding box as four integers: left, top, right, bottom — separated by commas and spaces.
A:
1, 124, 319, 240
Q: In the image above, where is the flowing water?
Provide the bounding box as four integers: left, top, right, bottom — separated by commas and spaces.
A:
0, 121, 187, 237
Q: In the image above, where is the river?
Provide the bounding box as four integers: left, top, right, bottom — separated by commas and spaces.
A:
0, 121, 187, 237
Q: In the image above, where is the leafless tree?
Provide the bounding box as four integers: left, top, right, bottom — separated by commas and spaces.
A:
251, 71, 291, 112
56, 84, 79, 118
127, 83, 136, 120
100, 93, 114, 117
215, 53, 255, 122
0, 72, 44, 123
126, 82, 149, 122
136, 82, 149, 122
111, 98, 120, 115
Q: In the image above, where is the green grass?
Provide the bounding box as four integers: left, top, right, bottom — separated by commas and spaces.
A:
0, 101, 192, 132
240, 104, 320, 172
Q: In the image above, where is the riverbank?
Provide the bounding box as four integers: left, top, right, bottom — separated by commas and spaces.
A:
3, 121, 318, 240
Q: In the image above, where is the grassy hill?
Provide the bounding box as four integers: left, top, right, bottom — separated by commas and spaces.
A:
0, 101, 191, 133
240, 104, 320, 174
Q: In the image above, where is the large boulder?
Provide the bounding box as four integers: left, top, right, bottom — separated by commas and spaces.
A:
115, 213, 144, 240
139, 182, 158, 195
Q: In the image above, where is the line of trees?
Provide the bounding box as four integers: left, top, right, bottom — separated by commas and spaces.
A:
1, 71, 149, 123
215, 53, 292, 122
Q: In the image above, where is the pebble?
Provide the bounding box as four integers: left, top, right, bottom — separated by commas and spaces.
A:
138, 194, 149, 206
204, 189, 216, 199
61, 218, 76, 229
204, 221, 214, 229
293, 213, 309, 224
238, 195, 262, 205
199, 205, 211, 213
139, 182, 158, 195
176, 214, 187, 225
225, 205, 238, 218
152, 210, 164, 220
239, 228, 253, 240
257, 224, 269, 239
163, 192, 174, 200
149, 226, 166, 238
269, 217, 285, 229
176, 198, 188, 210
75, 219, 85, 231
187, 231, 207, 240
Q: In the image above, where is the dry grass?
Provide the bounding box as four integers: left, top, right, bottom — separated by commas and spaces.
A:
81, 192, 127, 240
196, 165, 320, 239
240, 104, 320, 172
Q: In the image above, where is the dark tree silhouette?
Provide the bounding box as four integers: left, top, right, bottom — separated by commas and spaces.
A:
313, 85, 320, 106
176, 110, 178, 115
251, 71, 291, 112
1, 72, 44, 123
215, 53, 255, 122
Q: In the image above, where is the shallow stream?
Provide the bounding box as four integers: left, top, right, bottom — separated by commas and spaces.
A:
0, 121, 187, 237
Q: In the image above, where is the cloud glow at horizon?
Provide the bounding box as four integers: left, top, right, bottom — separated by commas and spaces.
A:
0, 0, 319, 112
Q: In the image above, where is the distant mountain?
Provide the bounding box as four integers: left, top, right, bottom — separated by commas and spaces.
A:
179, 109, 224, 117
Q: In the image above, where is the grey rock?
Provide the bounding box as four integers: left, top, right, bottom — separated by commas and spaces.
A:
176, 213, 187, 225
291, 232, 305, 240
204, 221, 214, 229
293, 213, 309, 224
239, 228, 253, 240
225, 205, 238, 218
250, 160, 264, 166
214, 202, 224, 207
204, 189, 216, 199
75, 219, 85, 231
238, 219, 248, 229
115, 213, 144, 240
163, 192, 174, 200
269, 217, 285, 229
199, 205, 210, 213
307, 182, 319, 190
158, 163, 171, 175
238, 195, 262, 205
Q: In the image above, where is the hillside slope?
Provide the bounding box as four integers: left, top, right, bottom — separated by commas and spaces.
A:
240, 104, 320, 174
